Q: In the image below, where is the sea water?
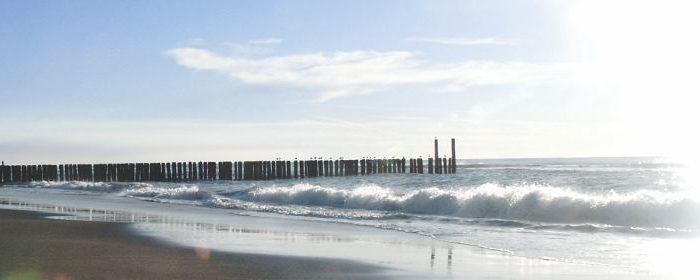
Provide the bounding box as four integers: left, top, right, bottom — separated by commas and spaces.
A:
2, 157, 699, 278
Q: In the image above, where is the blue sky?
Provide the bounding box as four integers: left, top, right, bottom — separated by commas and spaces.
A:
1, 0, 698, 163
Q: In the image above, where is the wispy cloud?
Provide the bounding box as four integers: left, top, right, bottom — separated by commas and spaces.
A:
219, 38, 283, 56
406, 36, 514, 46
167, 47, 566, 101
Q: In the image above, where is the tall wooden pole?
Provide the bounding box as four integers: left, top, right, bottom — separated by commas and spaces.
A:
451, 138, 456, 173
434, 138, 439, 174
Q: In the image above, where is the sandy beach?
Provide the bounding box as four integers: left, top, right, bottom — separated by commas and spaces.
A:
0, 209, 384, 280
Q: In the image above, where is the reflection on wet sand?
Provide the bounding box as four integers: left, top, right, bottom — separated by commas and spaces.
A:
0, 199, 361, 244
1, 197, 635, 279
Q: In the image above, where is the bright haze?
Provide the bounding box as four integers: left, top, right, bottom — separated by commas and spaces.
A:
1, 0, 698, 163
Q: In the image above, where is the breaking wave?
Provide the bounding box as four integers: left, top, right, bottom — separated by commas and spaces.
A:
27, 181, 136, 191
230, 183, 700, 229
119, 185, 212, 200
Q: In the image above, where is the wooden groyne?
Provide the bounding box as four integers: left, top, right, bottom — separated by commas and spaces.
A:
1, 139, 457, 183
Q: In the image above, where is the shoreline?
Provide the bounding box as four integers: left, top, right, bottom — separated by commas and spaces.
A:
0, 187, 669, 279
0, 208, 386, 280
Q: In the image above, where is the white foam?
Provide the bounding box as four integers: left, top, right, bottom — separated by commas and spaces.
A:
234, 183, 700, 229
28, 180, 116, 190
119, 185, 211, 200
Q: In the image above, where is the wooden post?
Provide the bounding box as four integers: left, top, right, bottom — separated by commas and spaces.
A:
9, 166, 15, 182
110, 164, 116, 182
152, 163, 159, 181
39, 165, 44, 181
299, 160, 305, 178
222, 161, 231, 180
255, 161, 259, 180
94, 164, 105, 182
106, 164, 111, 182
254, 161, 258, 180
148, 163, 155, 181
219, 162, 224, 180
57, 165, 63, 181
72, 164, 78, 181
46, 165, 55, 181
294, 160, 298, 178
308, 160, 313, 178
134, 163, 141, 181
22, 165, 28, 181
8, 165, 14, 182
175, 162, 181, 181
242, 162, 248, 180
451, 138, 456, 174
274, 161, 279, 179
36, 165, 41, 181
314, 160, 320, 177
126, 163, 132, 181
434, 138, 441, 174
185, 162, 191, 181
13, 165, 20, 182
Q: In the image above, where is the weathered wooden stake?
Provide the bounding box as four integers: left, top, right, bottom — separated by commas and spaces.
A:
451, 138, 456, 174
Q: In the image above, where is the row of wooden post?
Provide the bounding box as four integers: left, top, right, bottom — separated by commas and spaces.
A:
1, 139, 457, 183
1, 158, 457, 183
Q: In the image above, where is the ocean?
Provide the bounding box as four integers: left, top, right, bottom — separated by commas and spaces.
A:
2, 157, 698, 279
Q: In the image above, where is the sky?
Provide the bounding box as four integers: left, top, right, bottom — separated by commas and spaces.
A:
1, 0, 699, 163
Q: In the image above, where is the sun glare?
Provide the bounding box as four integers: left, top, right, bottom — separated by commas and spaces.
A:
639, 237, 700, 278
563, 0, 700, 160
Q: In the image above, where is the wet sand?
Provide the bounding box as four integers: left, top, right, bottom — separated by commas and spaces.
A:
0, 209, 384, 280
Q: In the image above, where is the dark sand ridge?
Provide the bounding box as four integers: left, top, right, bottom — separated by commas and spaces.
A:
0, 209, 385, 280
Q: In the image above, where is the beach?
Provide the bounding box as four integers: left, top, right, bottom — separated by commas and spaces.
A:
0, 209, 383, 280
1, 157, 697, 279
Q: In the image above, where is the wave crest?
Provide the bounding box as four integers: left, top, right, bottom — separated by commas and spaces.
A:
235, 183, 700, 229
120, 185, 211, 200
